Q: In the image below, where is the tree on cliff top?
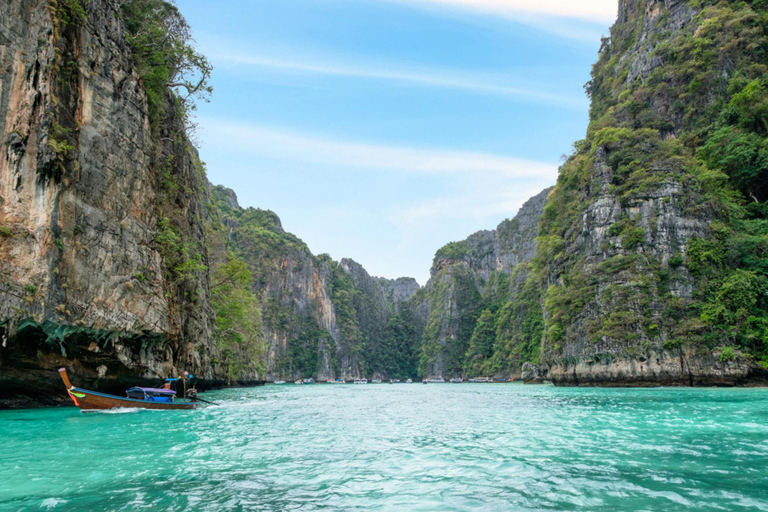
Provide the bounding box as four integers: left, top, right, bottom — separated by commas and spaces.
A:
121, 0, 213, 131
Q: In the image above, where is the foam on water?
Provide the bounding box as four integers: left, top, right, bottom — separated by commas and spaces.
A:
1, 384, 767, 511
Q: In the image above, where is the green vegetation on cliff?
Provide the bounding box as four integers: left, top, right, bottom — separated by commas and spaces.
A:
121, 0, 212, 131
417, 264, 481, 377
209, 186, 420, 380
538, 0, 768, 369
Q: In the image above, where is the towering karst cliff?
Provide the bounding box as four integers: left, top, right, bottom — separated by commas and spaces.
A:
533, 0, 768, 385
209, 186, 420, 381
0, 0, 232, 406
0, 0, 422, 406
407, 188, 552, 379
406, 0, 768, 386
0, 0, 411, 406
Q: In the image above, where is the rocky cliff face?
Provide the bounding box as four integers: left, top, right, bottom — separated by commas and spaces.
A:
210, 186, 420, 381
0, 0, 230, 407
410, 188, 551, 379
0, 0, 421, 405
535, 0, 768, 385
377, 277, 419, 313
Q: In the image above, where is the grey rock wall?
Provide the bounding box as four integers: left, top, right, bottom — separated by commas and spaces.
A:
0, 0, 219, 406
414, 187, 552, 379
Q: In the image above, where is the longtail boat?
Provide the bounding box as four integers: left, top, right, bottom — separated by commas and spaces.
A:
59, 368, 199, 412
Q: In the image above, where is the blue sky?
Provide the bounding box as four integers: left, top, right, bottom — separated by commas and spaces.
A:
177, 0, 618, 285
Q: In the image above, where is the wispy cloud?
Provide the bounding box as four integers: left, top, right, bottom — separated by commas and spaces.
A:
368, 0, 616, 41
213, 52, 587, 109
381, 0, 618, 23
392, 187, 544, 223
386, 183, 551, 282
200, 118, 559, 179
199, 118, 558, 283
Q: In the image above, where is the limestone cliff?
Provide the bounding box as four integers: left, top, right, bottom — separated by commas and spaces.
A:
535, 0, 768, 385
209, 186, 420, 381
409, 188, 551, 379
0, 0, 421, 408
0, 0, 239, 407
377, 277, 419, 314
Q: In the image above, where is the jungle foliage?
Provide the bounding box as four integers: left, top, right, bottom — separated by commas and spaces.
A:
121, 0, 212, 131
536, 0, 768, 366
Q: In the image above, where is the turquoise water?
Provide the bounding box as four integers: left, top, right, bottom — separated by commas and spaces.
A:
1, 384, 767, 511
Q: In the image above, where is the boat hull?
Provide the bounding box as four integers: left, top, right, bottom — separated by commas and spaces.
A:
59, 368, 198, 412
68, 388, 198, 411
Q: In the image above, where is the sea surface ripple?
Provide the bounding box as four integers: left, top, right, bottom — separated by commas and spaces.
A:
1, 384, 767, 511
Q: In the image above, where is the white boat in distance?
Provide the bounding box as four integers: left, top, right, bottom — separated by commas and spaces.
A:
327, 379, 345, 384
426, 377, 445, 383
371, 379, 382, 384
354, 379, 368, 384
273, 380, 286, 384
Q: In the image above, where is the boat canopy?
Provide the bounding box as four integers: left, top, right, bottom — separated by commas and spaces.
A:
127, 387, 176, 396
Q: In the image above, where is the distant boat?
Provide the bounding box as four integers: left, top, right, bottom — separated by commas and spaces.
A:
449, 378, 463, 383
295, 380, 303, 385
327, 379, 345, 384
393, 379, 401, 383
426, 377, 445, 383
405, 379, 412, 384
273, 380, 286, 385
302, 378, 315, 384
58, 368, 198, 412
371, 379, 382, 384
354, 379, 368, 384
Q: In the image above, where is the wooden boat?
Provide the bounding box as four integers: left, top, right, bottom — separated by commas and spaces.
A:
59, 368, 199, 412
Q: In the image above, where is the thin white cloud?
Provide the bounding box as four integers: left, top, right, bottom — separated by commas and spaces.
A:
392, 188, 542, 223
365, 0, 615, 42
214, 53, 586, 109
386, 184, 551, 282
383, 0, 618, 23
199, 119, 558, 284
200, 118, 559, 179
